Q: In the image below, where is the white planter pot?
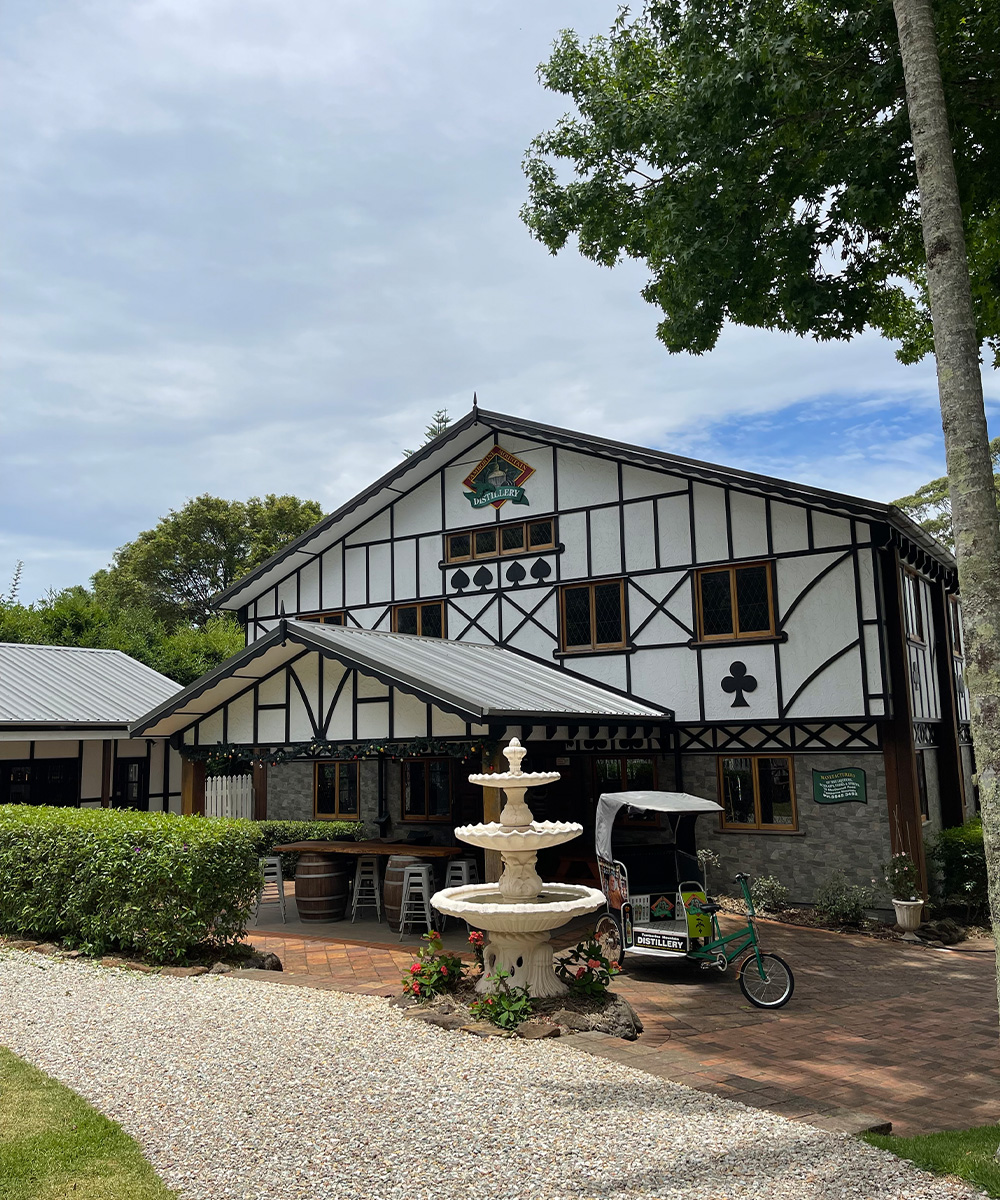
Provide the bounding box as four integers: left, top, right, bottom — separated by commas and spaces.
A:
892, 898, 924, 941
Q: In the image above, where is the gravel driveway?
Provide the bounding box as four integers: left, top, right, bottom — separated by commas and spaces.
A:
0, 949, 981, 1200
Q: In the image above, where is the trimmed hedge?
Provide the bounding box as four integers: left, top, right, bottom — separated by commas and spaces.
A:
0, 806, 261, 963
930, 819, 988, 919
251, 819, 365, 880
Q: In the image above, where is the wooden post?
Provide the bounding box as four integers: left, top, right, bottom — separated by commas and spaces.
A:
482, 746, 504, 884
252, 758, 268, 821
181, 759, 206, 817
100, 740, 112, 808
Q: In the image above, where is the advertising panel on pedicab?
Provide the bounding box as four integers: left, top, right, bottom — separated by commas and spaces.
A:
633, 926, 687, 953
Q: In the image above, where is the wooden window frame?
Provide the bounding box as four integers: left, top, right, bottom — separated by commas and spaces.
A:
314, 761, 361, 820
695, 561, 777, 643
901, 569, 925, 644
717, 754, 798, 832
298, 610, 346, 626
948, 595, 964, 659
391, 601, 446, 638
445, 517, 556, 564
593, 755, 660, 826
559, 579, 628, 653
400, 757, 453, 822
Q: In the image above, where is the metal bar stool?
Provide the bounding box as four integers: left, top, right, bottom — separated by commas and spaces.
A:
437, 857, 479, 929
398, 864, 434, 939
351, 854, 382, 922
254, 856, 286, 924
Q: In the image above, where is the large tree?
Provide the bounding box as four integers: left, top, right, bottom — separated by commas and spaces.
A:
523, 0, 1000, 1010
893, 436, 1000, 550
93, 493, 323, 627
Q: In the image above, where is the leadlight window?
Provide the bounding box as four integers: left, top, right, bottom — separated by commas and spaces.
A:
696, 562, 776, 641
915, 751, 930, 822
902, 570, 924, 642
402, 758, 452, 821
393, 601, 444, 638
446, 519, 555, 563
595, 756, 658, 825
299, 611, 346, 626
949, 596, 964, 657
718, 755, 797, 831
560, 580, 626, 652
315, 761, 360, 819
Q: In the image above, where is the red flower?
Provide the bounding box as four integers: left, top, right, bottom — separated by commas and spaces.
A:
440, 965, 448, 976
428, 930, 439, 940
575, 966, 586, 979
410, 963, 420, 974
412, 983, 421, 995
587, 959, 602, 970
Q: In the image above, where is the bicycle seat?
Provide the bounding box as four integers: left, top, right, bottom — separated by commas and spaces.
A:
698, 902, 721, 915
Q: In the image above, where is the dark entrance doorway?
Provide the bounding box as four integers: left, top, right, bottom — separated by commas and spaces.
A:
113, 758, 149, 810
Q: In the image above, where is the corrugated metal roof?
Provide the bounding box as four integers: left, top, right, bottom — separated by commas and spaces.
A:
0, 643, 181, 726
130, 620, 666, 737
290, 622, 666, 721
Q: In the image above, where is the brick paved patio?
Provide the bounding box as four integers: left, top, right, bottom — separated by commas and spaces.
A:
250, 917, 1000, 1137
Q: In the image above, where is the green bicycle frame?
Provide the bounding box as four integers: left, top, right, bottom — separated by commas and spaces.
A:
687, 875, 767, 977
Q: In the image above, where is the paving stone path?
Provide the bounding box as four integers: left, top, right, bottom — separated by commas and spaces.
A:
251, 917, 1000, 1136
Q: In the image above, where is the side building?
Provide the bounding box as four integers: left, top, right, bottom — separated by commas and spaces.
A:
132, 406, 970, 900
0, 643, 184, 811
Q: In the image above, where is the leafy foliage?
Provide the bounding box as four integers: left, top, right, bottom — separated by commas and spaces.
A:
403, 409, 452, 458
930, 819, 989, 919
92, 493, 323, 627
750, 875, 791, 914
883, 851, 921, 901
522, 1, 1000, 364
469, 972, 534, 1030
892, 437, 1000, 551
555, 938, 620, 997
0, 588, 243, 687
0, 807, 261, 962
402, 930, 464, 999
813, 872, 879, 926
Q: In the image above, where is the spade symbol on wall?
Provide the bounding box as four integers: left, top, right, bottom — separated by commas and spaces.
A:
529, 559, 551, 582
473, 566, 493, 589
721, 661, 758, 708
505, 562, 526, 587
451, 569, 470, 593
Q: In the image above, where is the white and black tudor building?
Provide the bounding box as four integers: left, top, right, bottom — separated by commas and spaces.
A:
133, 405, 972, 902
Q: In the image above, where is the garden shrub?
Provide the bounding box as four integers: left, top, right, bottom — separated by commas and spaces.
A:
401, 930, 464, 999
813, 872, 879, 926
750, 875, 790, 914
0, 806, 261, 962
251, 819, 364, 880
930, 819, 988, 919
470, 972, 534, 1030
556, 938, 619, 997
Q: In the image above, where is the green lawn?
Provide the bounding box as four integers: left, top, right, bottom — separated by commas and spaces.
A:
0, 1046, 176, 1199
864, 1126, 1000, 1197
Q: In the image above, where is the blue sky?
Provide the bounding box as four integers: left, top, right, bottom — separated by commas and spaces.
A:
1, 0, 996, 603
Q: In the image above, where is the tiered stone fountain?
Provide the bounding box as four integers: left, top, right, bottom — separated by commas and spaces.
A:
431, 738, 605, 997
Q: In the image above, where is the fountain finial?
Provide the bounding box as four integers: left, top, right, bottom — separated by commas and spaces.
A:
502, 737, 527, 777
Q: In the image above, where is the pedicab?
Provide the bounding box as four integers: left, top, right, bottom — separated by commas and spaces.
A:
592, 790, 794, 1008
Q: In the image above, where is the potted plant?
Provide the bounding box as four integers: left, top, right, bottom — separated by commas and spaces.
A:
883, 852, 924, 941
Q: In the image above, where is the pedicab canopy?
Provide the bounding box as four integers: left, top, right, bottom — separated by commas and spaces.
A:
595, 792, 723, 863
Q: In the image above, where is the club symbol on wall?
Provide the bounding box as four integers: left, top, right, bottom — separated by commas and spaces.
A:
721, 661, 757, 708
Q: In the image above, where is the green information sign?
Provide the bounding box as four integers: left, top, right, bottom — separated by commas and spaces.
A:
812, 767, 867, 805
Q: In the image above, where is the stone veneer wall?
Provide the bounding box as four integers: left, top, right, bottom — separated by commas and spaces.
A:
683, 752, 892, 906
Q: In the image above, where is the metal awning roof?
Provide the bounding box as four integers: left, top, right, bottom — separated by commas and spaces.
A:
0, 642, 180, 729
130, 619, 669, 738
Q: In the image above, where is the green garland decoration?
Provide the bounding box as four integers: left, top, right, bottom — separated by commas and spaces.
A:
182, 738, 497, 774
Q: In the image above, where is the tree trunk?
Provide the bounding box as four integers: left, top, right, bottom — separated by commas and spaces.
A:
893, 0, 1000, 1018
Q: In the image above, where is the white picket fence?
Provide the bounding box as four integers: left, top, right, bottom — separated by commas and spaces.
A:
205, 774, 255, 820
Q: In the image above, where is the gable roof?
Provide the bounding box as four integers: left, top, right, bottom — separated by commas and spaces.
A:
213, 405, 956, 611
0, 643, 181, 729
130, 619, 668, 738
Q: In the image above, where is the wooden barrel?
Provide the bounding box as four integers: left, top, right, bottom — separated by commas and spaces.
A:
294, 852, 350, 922
383, 855, 424, 932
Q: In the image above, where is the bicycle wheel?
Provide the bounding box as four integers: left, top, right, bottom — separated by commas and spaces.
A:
738, 953, 794, 1008
594, 914, 624, 968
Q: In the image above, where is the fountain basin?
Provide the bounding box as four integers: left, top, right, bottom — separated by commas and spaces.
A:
432, 882, 605, 933
452, 820, 583, 852
467, 771, 560, 788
